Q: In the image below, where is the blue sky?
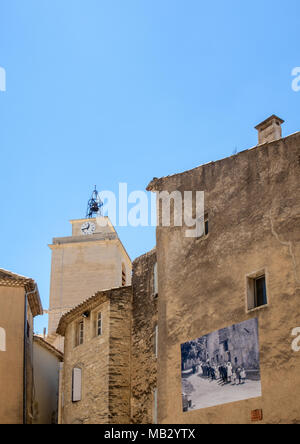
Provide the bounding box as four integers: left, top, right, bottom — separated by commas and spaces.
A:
0, 0, 299, 334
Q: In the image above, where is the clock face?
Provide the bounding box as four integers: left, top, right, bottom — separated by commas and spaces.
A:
81, 222, 96, 235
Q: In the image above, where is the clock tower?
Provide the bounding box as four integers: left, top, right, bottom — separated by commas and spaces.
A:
47, 188, 132, 351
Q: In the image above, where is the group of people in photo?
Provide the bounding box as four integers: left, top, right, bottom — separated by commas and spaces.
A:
192, 360, 247, 386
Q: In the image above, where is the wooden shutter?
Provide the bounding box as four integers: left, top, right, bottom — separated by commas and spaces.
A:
72, 368, 82, 402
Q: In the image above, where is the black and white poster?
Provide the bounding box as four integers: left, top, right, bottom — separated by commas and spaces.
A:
181, 318, 262, 411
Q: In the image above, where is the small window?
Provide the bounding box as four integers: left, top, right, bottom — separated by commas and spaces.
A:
75, 321, 84, 347
72, 367, 82, 402
247, 272, 268, 311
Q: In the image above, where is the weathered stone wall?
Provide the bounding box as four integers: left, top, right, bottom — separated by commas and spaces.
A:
131, 249, 158, 424
150, 132, 300, 424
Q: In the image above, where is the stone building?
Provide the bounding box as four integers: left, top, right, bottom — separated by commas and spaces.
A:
47, 216, 132, 351
57, 286, 132, 424
147, 115, 300, 424
0, 269, 43, 424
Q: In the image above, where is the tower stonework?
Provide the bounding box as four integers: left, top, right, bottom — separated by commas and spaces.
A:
47, 217, 132, 350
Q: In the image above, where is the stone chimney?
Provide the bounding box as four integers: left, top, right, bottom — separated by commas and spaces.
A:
255, 115, 284, 145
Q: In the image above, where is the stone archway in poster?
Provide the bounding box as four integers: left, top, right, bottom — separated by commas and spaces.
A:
181, 318, 262, 412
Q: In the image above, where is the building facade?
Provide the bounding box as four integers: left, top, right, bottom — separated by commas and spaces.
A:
32, 336, 63, 424
147, 116, 300, 424
47, 216, 132, 350
0, 269, 43, 424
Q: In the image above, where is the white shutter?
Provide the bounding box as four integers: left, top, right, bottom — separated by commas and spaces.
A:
0, 327, 6, 352
72, 368, 82, 402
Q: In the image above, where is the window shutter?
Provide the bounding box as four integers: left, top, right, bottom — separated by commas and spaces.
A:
72, 368, 82, 402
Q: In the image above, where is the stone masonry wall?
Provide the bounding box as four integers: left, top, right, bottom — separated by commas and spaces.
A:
151, 132, 300, 424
